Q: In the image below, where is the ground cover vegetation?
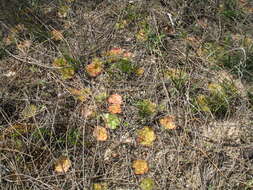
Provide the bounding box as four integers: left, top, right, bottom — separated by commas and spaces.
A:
0, 0, 253, 189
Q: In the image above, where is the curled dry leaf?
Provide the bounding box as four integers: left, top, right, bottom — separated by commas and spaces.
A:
137, 127, 156, 146
108, 94, 123, 105
54, 156, 71, 173
132, 160, 149, 175
159, 115, 176, 130
93, 126, 108, 141
108, 104, 122, 114
86, 58, 103, 77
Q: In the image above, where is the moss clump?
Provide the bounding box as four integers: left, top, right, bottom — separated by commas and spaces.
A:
136, 100, 156, 118
195, 80, 240, 118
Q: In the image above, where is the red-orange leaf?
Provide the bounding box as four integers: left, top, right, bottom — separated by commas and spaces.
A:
86, 58, 103, 77
108, 104, 122, 114
108, 94, 123, 105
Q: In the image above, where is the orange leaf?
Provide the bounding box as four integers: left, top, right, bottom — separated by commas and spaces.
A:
93, 126, 108, 141
108, 104, 122, 114
107, 48, 123, 56
86, 58, 103, 77
159, 115, 176, 130
108, 94, 123, 105
132, 160, 149, 175
105, 48, 124, 62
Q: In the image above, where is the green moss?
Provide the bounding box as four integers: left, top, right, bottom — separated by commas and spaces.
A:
66, 128, 81, 146
53, 57, 76, 79
220, 0, 244, 20
136, 99, 156, 118
113, 59, 135, 74
194, 80, 240, 118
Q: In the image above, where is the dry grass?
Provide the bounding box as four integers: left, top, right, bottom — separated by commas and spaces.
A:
1, 0, 253, 189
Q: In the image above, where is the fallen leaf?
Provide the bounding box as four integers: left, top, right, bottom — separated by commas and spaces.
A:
68, 88, 91, 102
102, 113, 121, 129
135, 67, 145, 76
159, 115, 176, 130
86, 58, 103, 77
108, 94, 123, 105
140, 178, 155, 190
93, 183, 108, 190
108, 104, 122, 114
54, 156, 71, 173
137, 127, 156, 146
105, 48, 124, 62
51, 29, 64, 41
132, 160, 149, 175
93, 126, 108, 141
21, 104, 37, 118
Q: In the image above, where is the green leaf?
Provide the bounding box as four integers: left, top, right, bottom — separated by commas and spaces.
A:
53, 57, 75, 79
140, 178, 155, 190
102, 113, 121, 129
